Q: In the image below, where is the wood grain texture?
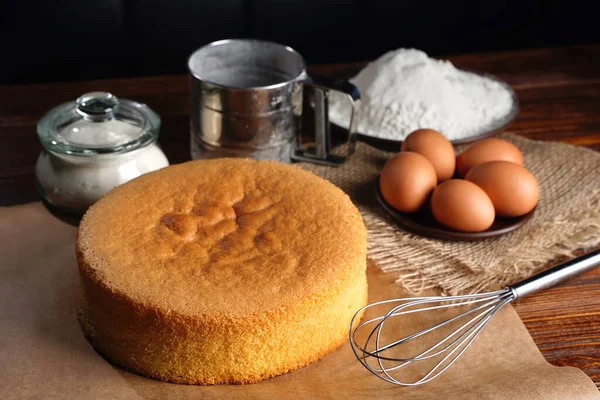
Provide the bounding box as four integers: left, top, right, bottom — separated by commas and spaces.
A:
1, 45, 599, 386
513, 249, 600, 388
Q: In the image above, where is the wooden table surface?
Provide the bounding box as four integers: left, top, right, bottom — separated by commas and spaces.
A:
1, 45, 600, 387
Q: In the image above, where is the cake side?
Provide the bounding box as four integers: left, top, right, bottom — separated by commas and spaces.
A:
77, 249, 367, 384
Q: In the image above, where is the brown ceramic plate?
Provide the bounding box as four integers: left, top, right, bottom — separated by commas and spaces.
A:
330, 71, 519, 151
375, 183, 535, 241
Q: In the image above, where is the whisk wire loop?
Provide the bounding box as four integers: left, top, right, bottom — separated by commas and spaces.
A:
349, 288, 515, 386
373, 295, 508, 355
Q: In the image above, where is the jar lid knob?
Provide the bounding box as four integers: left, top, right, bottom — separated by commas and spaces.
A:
76, 92, 119, 121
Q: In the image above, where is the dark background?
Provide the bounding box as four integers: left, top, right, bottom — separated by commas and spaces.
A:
1, 0, 597, 85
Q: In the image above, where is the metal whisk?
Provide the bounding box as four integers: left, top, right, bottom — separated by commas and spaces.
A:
350, 248, 600, 386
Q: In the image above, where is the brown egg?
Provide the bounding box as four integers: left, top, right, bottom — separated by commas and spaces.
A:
380, 152, 437, 213
466, 161, 539, 217
431, 179, 495, 232
401, 129, 456, 182
456, 138, 524, 177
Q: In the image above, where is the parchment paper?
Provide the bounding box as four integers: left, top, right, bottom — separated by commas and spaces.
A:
1, 203, 598, 399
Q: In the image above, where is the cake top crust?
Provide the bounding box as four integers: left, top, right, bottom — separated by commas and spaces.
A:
77, 158, 366, 317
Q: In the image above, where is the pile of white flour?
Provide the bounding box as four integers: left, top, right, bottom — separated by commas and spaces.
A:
328, 48, 515, 141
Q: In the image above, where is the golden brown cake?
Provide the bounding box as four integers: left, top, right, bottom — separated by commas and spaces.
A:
76, 158, 367, 385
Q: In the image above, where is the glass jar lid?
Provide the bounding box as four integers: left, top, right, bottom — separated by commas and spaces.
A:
37, 92, 161, 155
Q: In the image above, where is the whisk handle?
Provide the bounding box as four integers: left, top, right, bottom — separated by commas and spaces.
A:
509, 248, 600, 300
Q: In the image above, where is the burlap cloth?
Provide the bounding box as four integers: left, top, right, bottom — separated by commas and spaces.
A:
300, 133, 600, 295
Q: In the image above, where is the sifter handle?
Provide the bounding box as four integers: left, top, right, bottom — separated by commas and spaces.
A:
509, 248, 600, 300
291, 75, 359, 166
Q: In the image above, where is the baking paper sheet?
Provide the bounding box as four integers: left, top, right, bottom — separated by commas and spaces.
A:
1, 203, 598, 399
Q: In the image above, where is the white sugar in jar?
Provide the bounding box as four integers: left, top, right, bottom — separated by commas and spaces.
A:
35, 92, 169, 214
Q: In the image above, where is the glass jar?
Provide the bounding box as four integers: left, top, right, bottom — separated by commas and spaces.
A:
35, 92, 169, 215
